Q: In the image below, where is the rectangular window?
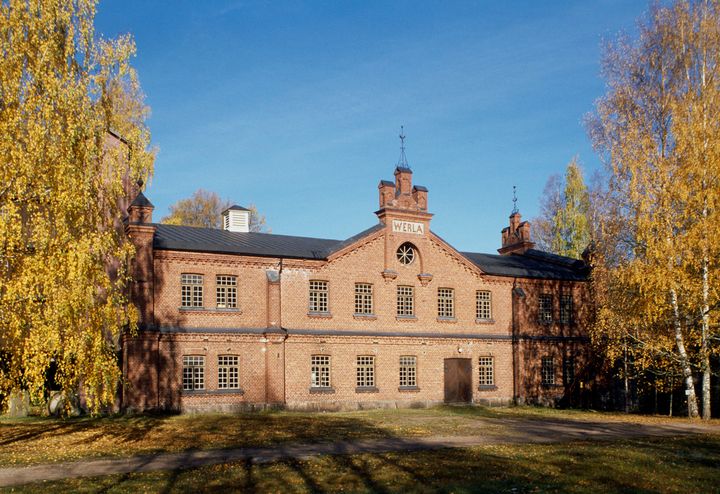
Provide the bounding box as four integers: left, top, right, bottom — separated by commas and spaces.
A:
539, 294, 553, 323
397, 285, 414, 316
309, 280, 329, 313
476, 290, 492, 320
399, 356, 417, 387
216, 275, 237, 309
541, 356, 555, 385
182, 355, 205, 391
478, 356, 495, 386
311, 355, 331, 388
563, 357, 575, 385
218, 355, 239, 389
181, 274, 203, 308
356, 356, 375, 388
437, 288, 455, 318
354, 283, 373, 315
560, 294, 573, 324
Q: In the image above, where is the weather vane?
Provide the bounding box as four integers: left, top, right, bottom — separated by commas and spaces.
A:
397, 125, 409, 169
512, 185, 519, 214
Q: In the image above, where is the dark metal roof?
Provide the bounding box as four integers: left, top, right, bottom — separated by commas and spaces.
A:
222, 205, 250, 213
153, 224, 340, 260
325, 224, 384, 256
461, 250, 588, 281
152, 223, 587, 280
129, 191, 153, 208
395, 166, 412, 173
379, 180, 395, 187
413, 185, 428, 192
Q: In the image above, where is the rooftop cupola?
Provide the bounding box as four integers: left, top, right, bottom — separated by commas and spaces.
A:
222, 205, 250, 233
498, 186, 535, 255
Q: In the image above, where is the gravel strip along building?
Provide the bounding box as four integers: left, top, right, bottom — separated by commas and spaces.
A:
122, 163, 591, 413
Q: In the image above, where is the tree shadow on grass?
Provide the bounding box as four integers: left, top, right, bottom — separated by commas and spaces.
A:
15, 435, 720, 493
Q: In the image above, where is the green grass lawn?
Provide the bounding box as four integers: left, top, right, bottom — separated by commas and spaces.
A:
0, 406, 715, 467
6, 434, 720, 493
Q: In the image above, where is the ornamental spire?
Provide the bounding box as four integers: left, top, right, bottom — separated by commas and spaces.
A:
511, 185, 519, 215
397, 125, 409, 169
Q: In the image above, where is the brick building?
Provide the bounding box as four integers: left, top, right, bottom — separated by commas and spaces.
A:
123, 164, 591, 413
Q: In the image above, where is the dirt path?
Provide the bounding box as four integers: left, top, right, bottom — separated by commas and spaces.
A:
0, 417, 715, 488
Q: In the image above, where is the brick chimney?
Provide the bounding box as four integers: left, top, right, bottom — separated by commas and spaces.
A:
498, 211, 535, 255
126, 190, 156, 328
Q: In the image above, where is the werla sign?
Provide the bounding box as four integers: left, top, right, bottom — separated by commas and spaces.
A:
391, 219, 425, 235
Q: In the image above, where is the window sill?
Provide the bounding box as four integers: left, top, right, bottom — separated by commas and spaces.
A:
475, 318, 495, 325
355, 386, 379, 393
309, 387, 335, 394
396, 315, 417, 322
478, 385, 497, 391
179, 307, 242, 314
537, 320, 554, 325
398, 386, 420, 393
308, 311, 332, 319
182, 389, 245, 396
353, 314, 377, 320
436, 316, 457, 323
541, 383, 562, 389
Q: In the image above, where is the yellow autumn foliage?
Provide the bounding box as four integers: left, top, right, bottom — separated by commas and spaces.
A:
0, 0, 154, 413
588, 0, 720, 417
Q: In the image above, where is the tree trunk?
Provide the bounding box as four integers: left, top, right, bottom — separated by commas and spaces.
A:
701, 255, 711, 420
624, 335, 630, 413
670, 288, 699, 418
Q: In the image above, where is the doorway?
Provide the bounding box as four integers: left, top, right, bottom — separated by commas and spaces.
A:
444, 358, 472, 403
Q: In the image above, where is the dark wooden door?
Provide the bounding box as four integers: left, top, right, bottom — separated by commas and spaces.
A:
444, 358, 472, 403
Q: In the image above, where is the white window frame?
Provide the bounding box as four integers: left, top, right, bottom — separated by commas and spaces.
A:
399, 356, 417, 388
437, 287, 455, 318
311, 355, 331, 388
356, 355, 375, 388
354, 283, 373, 315
182, 355, 205, 391
478, 356, 494, 386
397, 285, 414, 316
476, 290, 492, 320
309, 280, 329, 313
181, 274, 203, 308
218, 355, 239, 389
560, 294, 573, 324
541, 356, 555, 385
539, 294, 553, 323
216, 275, 238, 309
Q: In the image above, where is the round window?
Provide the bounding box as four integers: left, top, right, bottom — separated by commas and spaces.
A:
396, 242, 416, 265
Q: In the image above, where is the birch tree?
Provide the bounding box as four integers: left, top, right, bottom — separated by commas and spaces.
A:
533, 157, 591, 259
0, 0, 153, 413
161, 189, 268, 232
588, 0, 720, 419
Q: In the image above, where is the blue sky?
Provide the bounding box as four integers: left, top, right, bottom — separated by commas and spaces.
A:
96, 1, 648, 254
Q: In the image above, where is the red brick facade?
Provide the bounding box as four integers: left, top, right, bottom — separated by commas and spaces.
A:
123, 167, 592, 413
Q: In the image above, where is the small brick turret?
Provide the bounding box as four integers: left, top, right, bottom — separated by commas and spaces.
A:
376, 167, 428, 213
126, 190, 156, 328
498, 211, 535, 255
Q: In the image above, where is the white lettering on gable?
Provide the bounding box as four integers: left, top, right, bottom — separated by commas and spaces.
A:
391, 220, 425, 235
